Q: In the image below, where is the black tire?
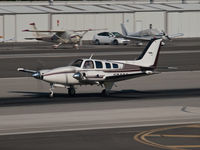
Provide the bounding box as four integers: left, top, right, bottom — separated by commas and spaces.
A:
113, 40, 118, 45
68, 88, 76, 96
101, 89, 110, 96
95, 39, 100, 45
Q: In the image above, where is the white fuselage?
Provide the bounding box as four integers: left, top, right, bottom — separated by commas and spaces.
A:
41, 59, 146, 87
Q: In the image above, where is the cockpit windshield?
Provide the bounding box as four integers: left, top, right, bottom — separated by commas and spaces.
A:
71, 59, 83, 67
112, 32, 123, 38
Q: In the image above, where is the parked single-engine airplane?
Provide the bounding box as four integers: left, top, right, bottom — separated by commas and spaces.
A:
18, 38, 162, 97
23, 23, 102, 49
121, 23, 183, 45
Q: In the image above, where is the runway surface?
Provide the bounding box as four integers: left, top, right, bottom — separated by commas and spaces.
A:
0, 38, 200, 150
0, 38, 200, 78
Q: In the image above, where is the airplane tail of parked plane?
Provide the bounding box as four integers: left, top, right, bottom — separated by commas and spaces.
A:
120, 23, 128, 36
29, 22, 42, 38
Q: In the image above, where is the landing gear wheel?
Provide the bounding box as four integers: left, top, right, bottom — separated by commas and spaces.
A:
68, 88, 76, 96
101, 89, 110, 96
49, 91, 54, 98
49, 84, 54, 98
74, 44, 79, 50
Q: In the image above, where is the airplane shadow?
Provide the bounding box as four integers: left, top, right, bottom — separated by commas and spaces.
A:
0, 88, 199, 106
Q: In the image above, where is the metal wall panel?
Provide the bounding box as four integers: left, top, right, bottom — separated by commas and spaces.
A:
16, 14, 49, 42
4, 15, 16, 42
0, 16, 3, 41
134, 12, 165, 32
168, 12, 200, 37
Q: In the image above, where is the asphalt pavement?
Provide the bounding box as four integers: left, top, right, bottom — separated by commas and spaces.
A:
0, 38, 200, 150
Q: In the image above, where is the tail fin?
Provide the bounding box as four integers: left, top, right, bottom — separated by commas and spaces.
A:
134, 38, 162, 68
121, 23, 128, 36
29, 22, 41, 38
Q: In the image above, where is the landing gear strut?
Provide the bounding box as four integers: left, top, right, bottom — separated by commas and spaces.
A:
49, 84, 54, 98
68, 86, 76, 96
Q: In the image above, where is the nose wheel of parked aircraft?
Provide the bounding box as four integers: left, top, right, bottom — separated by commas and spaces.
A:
68, 86, 76, 96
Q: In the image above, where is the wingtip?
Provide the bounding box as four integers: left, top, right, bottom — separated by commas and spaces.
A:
29, 23, 35, 26
17, 68, 24, 71
22, 29, 30, 32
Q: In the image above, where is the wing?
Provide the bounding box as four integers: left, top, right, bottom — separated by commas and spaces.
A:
69, 28, 107, 32
24, 37, 43, 40
123, 35, 152, 41
17, 68, 37, 74
168, 33, 184, 39
23, 29, 65, 33
104, 72, 148, 82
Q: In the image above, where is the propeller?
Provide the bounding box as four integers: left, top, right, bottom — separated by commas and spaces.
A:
161, 30, 171, 40
35, 60, 46, 92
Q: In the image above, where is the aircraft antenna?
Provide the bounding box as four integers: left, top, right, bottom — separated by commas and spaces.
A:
89, 54, 94, 59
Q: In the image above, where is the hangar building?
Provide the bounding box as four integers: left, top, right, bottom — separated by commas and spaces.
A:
0, 0, 200, 42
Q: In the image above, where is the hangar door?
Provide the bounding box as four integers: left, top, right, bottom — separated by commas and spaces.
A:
168, 12, 200, 37
134, 12, 165, 32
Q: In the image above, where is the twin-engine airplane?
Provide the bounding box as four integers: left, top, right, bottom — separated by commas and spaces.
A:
23, 23, 102, 49
18, 38, 162, 97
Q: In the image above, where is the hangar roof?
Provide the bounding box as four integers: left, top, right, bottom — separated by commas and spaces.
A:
0, 2, 200, 14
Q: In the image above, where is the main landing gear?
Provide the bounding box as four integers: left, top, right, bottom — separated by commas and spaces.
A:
68, 86, 76, 96
101, 82, 114, 96
101, 89, 110, 96
49, 84, 76, 97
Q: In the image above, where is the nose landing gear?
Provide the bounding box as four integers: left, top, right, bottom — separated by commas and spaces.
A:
49, 84, 54, 98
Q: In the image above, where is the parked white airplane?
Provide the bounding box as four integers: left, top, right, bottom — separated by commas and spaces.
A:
121, 23, 183, 45
18, 38, 162, 97
23, 23, 103, 49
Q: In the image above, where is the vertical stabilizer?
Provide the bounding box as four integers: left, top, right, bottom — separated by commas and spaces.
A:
121, 24, 128, 36
134, 38, 162, 68
29, 22, 41, 38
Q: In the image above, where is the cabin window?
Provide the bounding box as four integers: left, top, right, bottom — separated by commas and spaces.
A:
71, 59, 83, 67
83, 60, 94, 69
113, 63, 119, 68
105, 63, 111, 69
95, 61, 103, 68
